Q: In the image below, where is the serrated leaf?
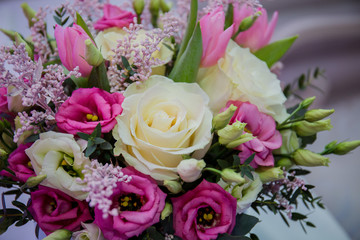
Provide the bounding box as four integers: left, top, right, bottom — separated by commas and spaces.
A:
254, 35, 298, 67
232, 214, 259, 236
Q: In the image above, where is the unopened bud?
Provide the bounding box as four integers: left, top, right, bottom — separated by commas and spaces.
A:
292, 149, 330, 167
21, 3, 37, 28
43, 229, 72, 240
256, 167, 284, 183
276, 158, 293, 170
160, 0, 172, 12
133, 0, 145, 16
333, 140, 360, 155
238, 11, 261, 32
218, 121, 246, 145
14, 33, 33, 59
212, 104, 237, 130
25, 174, 47, 188
0, 149, 8, 170
292, 119, 332, 137
221, 168, 245, 184
304, 109, 334, 122
85, 39, 103, 67
164, 180, 182, 194
0, 29, 17, 41
161, 202, 172, 220
149, 0, 160, 16
300, 96, 316, 109
177, 159, 205, 182
274, 130, 299, 155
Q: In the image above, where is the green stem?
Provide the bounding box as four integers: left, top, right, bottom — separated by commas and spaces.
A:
204, 167, 222, 175
277, 105, 303, 129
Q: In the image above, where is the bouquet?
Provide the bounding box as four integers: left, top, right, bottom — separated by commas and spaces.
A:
0, 0, 359, 239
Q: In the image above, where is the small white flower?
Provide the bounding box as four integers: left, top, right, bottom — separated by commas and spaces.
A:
177, 158, 206, 182
73, 222, 105, 240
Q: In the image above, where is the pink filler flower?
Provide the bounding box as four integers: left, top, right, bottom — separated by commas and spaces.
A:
233, 4, 278, 52
94, 4, 136, 31
227, 101, 282, 168
55, 87, 124, 135
200, 6, 234, 67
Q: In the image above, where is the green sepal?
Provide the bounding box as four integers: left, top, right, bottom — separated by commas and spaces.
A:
254, 35, 298, 67
169, 24, 202, 83
224, 4, 234, 30
88, 62, 110, 92
76, 12, 96, 44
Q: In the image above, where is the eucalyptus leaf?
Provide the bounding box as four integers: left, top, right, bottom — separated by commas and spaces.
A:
85, 144, 97, 157
254, 35, 298, 67
77, 132, 90, 140
232, 214, 259, 236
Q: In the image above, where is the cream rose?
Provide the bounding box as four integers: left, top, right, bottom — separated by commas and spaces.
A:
196, 39, 288, 122
113, 76, 213, 181
25, 132, 90, 200
95, 27, 173, 75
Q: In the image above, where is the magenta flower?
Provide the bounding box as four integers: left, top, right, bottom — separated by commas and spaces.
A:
55, 88, 124, 135
172, 180, 237, 240
94, 4, 136, 31
94, 167, 166, 240
200, 6, 234, 68
0, 143, 35, 182
54, 24, 93, 77
28, 186, 92, 235
227, 101, 282, 168
0, 87, 9, 113
233, 4, 278, 52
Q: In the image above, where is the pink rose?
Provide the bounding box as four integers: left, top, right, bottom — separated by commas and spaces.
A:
227, 101, 282, 168
233, 5, 278, 52
28, 186, 92, 235
0, 143, 35, 182
94, 4, 136, 31
0, 87, 8, 113
55, 87, 124, 135
172, 180, 237, 240
200, 6, 234, 68
94, 167, 166, 240
54, 24, 93, 77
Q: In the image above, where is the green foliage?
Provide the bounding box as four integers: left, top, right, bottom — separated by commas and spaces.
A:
232, 214, 259, 236
224, 4, 234, 30
76, 12, 95, 43
54, 6, 70, 27
88, 62, 110, 92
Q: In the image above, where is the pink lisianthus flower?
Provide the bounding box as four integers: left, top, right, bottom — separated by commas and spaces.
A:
0, 143, 35, 182
94, 4, 136, 31
54, 24, 93, 77
28, 186, 92, 235
227, 101, 282, 168
172, 180, 237, 240
55, 87, 124, 135
233, 4, 278, 52
200, 6, 234, 68
94, 167, 166, 240
0, 87, 8, 113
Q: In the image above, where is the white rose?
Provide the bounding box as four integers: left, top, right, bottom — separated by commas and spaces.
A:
25, 131, 90, 200
196, 39, 288, 122
73, 222, 105, 240
113, 76, 213, 181
218, 173, 263, 214
95, 27, 173, 75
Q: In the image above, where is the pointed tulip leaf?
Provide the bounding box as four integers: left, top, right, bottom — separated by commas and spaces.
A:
76, 12, 95, 43
88, 62, 110, 92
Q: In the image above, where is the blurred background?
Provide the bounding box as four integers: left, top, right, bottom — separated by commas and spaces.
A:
0, 0, 359, 239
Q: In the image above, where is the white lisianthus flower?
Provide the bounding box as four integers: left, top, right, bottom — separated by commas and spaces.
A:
197, 39, 288, 122
113, 76, 213, 181
73, 222, 105, 240
218, 172, 262, 214
95, 27, 173, 75
177, 158, 206, 182
25, 132, 90, 200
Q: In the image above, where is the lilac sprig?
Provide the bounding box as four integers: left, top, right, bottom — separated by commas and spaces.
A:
80, 160, 132, 219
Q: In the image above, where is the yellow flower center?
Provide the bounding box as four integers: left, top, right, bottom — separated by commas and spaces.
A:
197, 207, 217, 227
118, 193, 143, 212
86, 114, 99, 122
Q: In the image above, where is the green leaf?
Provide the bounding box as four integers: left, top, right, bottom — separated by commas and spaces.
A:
232, 214, 259, 236
24, 134, 39, 143
146, 227, 165, 240
76, 12, 95, 43
289, 169, 311, 176
85, 144, 96, 157
279, 211, 290, 227
250, 233, 260, 240
218, 234, 251, 240
121, 56, 132, 71
254, 35, 298, 67
244, 153, 255, 165
218, 159, 231, 169
88, 62, 110, 92
176, 0, 198, 60
63, 154, 74, 166
169, 24, 202, 83
224, 4, 234, 30
100, 142, 112, 150
291, 212, 307, 221
94, 137, 106, 144
306, 221, 316, 228
11, 201, 27, 211
91, 123, 102, 138
77, 132, 90, 140
233, 155, 240, 166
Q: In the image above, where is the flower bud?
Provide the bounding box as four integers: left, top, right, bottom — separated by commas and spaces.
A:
149, 0, 160, 16
160, 0, 172, 13
237, 11, 261, 33
21, 3, 37, 28
177, 159, 205, 182
161, 202, 173, 220
25, 174, 47, 188
256, 167, 284, 183
221, 168, 245, 184
226, 133, 254, 149
43, 229, 72, 240
333, 140, 360, 155
299, 96, 316, 109
276, 158, 293, 170
304, 109, 334, 122
14, 33, 33, 59
163, 180, 182, 194
218, 121, 245, 145
212, 104, 237, 130
292, 119, 332, 137
273, 130, 299, 155
0, 148, 8, 170
85, 39, 103, 67
0, 28, 17, 41
292, 149, 330, 167
133, 0, 145, 15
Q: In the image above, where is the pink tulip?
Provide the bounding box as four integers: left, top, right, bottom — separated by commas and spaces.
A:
94, 4, 136, 31
54, 24, 93, 77
200, 6, 234, 68
233, 4, 278, 52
